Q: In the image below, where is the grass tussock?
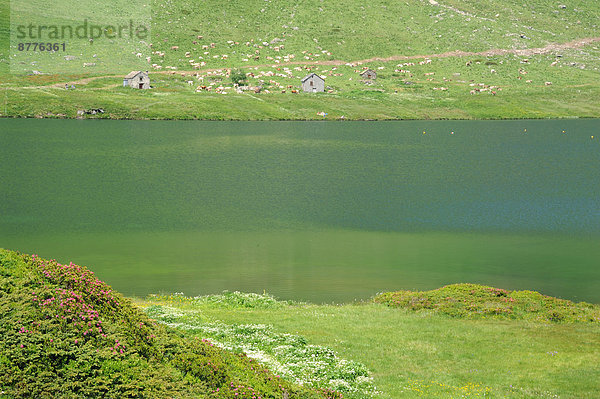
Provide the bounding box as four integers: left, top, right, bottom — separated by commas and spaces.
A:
0, 249, 341, 399
374, 283, 600, 322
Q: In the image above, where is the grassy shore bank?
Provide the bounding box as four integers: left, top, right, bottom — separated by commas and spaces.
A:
2, 73, 599, 120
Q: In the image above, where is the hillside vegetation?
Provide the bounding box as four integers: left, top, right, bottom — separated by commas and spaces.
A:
1, 0, 599, 119
0, 249, 340, 398
140, 289, 600, 398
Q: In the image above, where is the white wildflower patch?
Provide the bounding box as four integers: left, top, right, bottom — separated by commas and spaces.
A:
145, 302, 377, 396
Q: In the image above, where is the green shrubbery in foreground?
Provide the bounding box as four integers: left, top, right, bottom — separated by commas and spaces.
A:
0, 249, 340, 399
375, 283, 600, 323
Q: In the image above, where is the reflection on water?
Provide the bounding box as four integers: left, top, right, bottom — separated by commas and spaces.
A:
1, 119, 599, 302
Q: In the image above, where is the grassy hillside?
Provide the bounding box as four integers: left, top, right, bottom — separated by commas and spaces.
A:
0, 249, 341, 398
148, 0, 600, 69
1, 0, 599, 119
140, 289, 600, 399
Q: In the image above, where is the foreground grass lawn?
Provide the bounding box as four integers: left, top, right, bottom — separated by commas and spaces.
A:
138, 294, 600, 398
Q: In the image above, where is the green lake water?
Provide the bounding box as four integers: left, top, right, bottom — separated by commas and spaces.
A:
1, 119, 599, 303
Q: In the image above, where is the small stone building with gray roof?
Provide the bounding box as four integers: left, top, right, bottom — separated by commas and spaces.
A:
123, 71, 150, 89
360, 69, 377, 80
301, 73, 325, 93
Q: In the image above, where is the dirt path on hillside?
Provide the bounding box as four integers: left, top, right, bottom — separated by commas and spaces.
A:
49, 75, 122, 88
19, 36, 600, 86
355, 37, 600, 63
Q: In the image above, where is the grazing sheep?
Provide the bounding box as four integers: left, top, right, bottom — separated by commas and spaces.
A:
171, 46, 179, 50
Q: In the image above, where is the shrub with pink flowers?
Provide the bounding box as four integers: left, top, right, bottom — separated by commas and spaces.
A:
0, 249, 341, 399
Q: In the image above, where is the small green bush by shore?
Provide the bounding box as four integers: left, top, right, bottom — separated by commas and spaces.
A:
374, 283, 600, 323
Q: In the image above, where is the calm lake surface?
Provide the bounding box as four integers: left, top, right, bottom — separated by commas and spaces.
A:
1, 119, 599, 303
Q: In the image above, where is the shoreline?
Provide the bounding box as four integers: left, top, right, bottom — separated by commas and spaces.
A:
0, 114, 594, 121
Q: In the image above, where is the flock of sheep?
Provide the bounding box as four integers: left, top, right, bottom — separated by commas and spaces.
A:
128, 34, 563, 96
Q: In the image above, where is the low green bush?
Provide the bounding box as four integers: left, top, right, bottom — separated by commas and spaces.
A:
374, 283, 600, 323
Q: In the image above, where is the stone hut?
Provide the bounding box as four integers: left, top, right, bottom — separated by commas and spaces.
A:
360, 69, 377, 80
123, 71, 150, 89
301, 73, 325, 93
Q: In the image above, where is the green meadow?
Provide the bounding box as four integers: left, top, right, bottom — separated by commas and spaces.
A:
139, 288, 600, 399
1, 0, 599, 119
